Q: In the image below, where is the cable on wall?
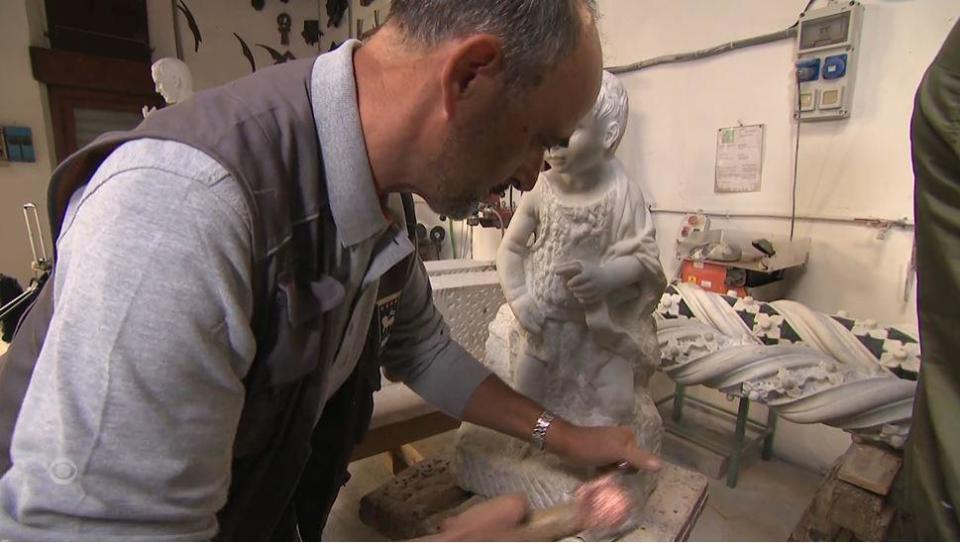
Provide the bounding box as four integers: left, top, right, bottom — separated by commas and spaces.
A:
790, 73, 802, 240
606, 0, 817, 75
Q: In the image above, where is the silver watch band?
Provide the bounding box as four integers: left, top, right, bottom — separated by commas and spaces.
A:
532, 410, 556, 451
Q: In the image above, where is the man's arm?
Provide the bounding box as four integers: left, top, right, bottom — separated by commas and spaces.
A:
0, 141, 256, 540
379, 257, 492, 418
461, 374, 661, 470
381, 249, 659, 471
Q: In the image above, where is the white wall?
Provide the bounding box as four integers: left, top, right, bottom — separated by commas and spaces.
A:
597, 0, 959, 471
1, 0, 370, 285
146, 0, 325, 91
145, 1, 391, 90
0, 1, 55, 286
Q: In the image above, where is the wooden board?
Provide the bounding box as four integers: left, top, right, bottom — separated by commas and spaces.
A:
351, 411, 460, 462
359, 455, 709, 541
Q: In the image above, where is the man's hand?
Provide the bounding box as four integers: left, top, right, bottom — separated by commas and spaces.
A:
418, 494, 530, 541
556, 261, 613, 306
509, 293, 546, 335
547, 420, 662, 472
463, 376, 663, 475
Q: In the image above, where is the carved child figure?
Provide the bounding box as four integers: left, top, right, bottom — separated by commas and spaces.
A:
454, 72, 666, 526
498, 70, 665, 430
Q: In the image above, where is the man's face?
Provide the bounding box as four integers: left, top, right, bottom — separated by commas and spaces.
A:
423, 17, 603, 219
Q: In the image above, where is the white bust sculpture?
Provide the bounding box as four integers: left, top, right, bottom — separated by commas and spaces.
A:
142, 58, 194, 117
453, 72, 667, 536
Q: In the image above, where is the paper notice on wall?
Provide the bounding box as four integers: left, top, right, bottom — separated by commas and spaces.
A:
715, 124, 764, 193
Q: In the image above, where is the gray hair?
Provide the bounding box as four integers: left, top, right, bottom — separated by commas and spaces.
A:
594, 71, 628, 154
387, 0, 598, 88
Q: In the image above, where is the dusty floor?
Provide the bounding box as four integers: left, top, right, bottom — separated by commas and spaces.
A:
323, 431, 823, 541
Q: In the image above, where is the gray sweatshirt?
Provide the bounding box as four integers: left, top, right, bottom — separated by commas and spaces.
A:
0, 41, 490, 540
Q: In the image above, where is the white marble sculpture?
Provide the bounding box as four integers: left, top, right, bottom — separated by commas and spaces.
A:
454, 72, 667, 528
142, 58, 194, 118
657, 283, 919, 448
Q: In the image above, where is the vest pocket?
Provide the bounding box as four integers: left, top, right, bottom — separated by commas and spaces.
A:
230, 277, 339, 457
234, 277, 344, 458
266, 277, 342, 385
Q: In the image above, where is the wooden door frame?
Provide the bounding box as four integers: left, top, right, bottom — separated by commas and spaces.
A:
30, 46, 162, 163
46, 87, 156, 163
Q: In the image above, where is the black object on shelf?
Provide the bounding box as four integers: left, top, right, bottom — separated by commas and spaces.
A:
302, 20, 321, 46
234, 33, 257, 73
277, 13, 292, 46
752, 238, 776, 257
256, 44, 296, 64
326, 0, 348, 27
176, 0, 202, 53
430, 226, 446, 260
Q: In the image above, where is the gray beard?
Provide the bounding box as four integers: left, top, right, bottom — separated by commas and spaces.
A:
428, 138, 485, 220
425, 192, 479, 220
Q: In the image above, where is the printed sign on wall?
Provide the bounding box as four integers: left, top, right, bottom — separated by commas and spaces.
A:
715, 124, 764, 193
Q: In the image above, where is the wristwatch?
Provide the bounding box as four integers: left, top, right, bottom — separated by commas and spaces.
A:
531, 410, 556, 451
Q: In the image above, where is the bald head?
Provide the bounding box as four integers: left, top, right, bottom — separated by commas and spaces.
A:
354, 1, 603, 217
387, 0, 599, 89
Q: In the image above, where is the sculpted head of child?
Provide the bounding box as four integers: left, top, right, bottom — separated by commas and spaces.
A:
544, 71, 628, 178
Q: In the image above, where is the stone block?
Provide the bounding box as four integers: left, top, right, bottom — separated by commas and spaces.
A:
360, 455, 709, 542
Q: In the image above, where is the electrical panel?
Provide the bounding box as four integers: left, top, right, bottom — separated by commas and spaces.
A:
795, 2, 864, 122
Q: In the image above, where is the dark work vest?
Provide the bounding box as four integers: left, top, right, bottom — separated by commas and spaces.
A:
0, 57, 415, 540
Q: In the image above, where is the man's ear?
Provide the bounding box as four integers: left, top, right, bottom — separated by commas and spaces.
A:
441, 34, 504, 121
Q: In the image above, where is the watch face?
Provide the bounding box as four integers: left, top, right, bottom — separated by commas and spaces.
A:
800, 11, 850, 50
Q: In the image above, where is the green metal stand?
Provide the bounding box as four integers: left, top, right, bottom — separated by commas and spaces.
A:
664, 384, 778, 489
726, 397, 752, 488
672, 384, 686, 422
762, 408, 778, 461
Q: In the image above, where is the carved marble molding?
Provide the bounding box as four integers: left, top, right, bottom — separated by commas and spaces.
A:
656, 283, 918, 448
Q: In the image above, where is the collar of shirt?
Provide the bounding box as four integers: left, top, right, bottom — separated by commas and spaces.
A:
310, 41, 415, 288
310, 39, 389, 248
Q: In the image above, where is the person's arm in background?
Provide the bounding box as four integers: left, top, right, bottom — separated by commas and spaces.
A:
0, 141, 256, 540
904, 19, 960, 541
